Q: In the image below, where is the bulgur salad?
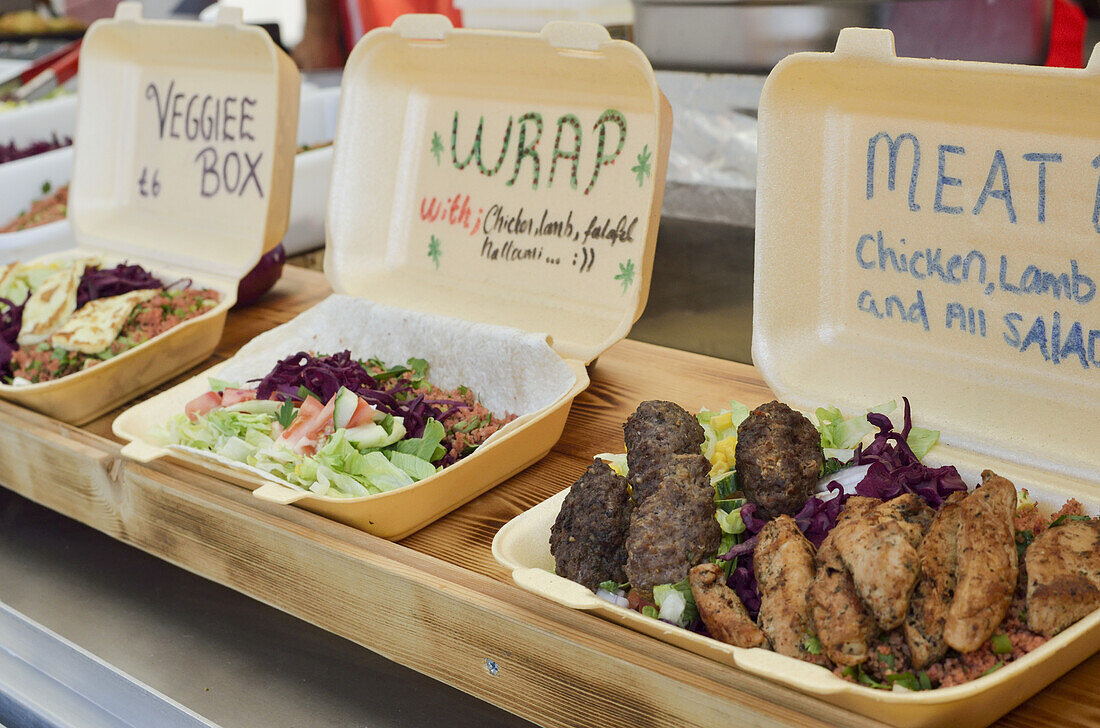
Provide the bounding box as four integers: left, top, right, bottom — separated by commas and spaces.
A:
0, 258, 219, 383
154, 350, 516, 498
551, 397, 1098, 692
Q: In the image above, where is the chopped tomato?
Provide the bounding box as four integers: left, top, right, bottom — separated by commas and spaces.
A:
346, 397, 377, 428
221, 387, 257, 406
278, 393, 336, 455
185, 390, 223, 421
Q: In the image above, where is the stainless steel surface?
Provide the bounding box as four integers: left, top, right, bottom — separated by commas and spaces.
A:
633, 0, 875, 72
633, 0, 1053, 72
0, 489, 533, 728
630, 219, 755, 364
0, 602, 221, 728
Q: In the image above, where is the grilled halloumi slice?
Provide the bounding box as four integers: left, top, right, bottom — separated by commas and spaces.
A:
51, 289, 157, 354
17, 262, 85, 346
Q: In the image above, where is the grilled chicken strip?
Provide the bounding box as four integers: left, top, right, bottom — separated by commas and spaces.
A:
1026, 518, 1100, 636
810, 497, 879, 666
688, 563, 768, 649
904, 491, 967, 668
755, 515, 828, 665
833, 494, 932, 630
944, 471, 1019, 653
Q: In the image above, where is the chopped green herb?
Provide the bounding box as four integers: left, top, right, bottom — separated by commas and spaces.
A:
820, 457, 848, 477
878, 651, 896, 669
917, 671, 932, 691
41, 180, 51, 194
991, 633, 1013, 655
456, 385, 469, 396
598, 580, 628, 593
1016, 529, 1035, 561
981, 661, 1004, 677
803, 635, 823, 655
1050, 514, 1092, 528
275, 399, 296, 428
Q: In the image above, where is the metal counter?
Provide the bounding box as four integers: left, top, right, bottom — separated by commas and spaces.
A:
0, 488, 532, 728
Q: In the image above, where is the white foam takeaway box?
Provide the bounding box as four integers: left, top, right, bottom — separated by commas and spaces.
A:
0, 2, 299, 424
494, 27, 1100, 728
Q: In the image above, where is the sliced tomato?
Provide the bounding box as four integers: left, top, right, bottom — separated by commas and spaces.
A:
185, 390, 223, 421
345, 397, 377, 429
278, 393, 336, 455
221, 387, 258, 406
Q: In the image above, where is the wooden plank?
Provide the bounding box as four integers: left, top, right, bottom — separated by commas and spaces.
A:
0, 265, 1094, 728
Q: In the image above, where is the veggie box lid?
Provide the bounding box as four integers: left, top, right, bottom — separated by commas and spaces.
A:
69, 2, 299, 281
325, 15, 671, 363
755, 28, 1100, 483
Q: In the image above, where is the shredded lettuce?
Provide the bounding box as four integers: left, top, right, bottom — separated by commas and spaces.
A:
716, 506, 746, 535
817, 400, 939, 459
594, 452, 629, 477
653, 578, 698, 628
698, 401, 750, 461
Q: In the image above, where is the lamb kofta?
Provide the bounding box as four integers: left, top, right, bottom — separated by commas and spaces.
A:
623, 399, 705, 504
624, 453, 722, 597
735, 401, 823, 518
549, 459, 633, 591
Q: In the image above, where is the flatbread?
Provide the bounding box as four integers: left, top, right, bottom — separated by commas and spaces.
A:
0, 264, 17, 300
51, 289, 157, 354
17, 262, 85, 346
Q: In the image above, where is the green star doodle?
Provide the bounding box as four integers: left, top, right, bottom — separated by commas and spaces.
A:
430, 132, 443, 165
428, 235, 442, 269
632, 144, 652, 187
614, 259, 635, 294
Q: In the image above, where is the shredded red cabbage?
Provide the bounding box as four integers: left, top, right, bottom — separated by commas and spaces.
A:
0, 133, 72, 165
76, 263, 165, 309
0, 297, 21, 379
853, 397, 967, 508
718, 484, 850, 619
253, 350, 458, 461
715, 398, 965, 620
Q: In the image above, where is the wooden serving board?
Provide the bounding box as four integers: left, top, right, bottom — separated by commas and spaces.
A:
1, 265, 1097, 728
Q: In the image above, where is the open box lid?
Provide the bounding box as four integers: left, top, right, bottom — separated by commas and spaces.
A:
69, 2, 299, 282
755, 28, 1100, 484
325, 15, 672, 364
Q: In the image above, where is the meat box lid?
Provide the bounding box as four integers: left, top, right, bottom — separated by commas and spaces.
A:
69, 2, 299, 283
325, 15, 671, 363
754, 28, 1100, 483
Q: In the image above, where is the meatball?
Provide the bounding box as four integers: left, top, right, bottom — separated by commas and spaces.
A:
623, 400, 705, 505
735, 401, 822, 518
550, 460, 633, 591
625, 453, 722, 597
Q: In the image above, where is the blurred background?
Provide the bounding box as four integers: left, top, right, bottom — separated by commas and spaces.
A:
2, 0, 1098, 365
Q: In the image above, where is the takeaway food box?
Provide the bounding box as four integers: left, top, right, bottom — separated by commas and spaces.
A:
114, 15, 672, 540
0, 3, 299, 424
493, 28, 1100, 728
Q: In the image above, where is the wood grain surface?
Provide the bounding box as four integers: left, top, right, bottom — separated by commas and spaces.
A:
3, 265, 1098, 728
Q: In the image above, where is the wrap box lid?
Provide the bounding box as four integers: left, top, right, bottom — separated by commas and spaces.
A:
113, 15, 672, 539
327, 14, 670, 363
0, 2, 299, 425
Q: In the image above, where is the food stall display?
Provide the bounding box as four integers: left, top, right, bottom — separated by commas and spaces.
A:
113, 15, 672, 540
494, 28, 1100, 728
0, 2, 299, 424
